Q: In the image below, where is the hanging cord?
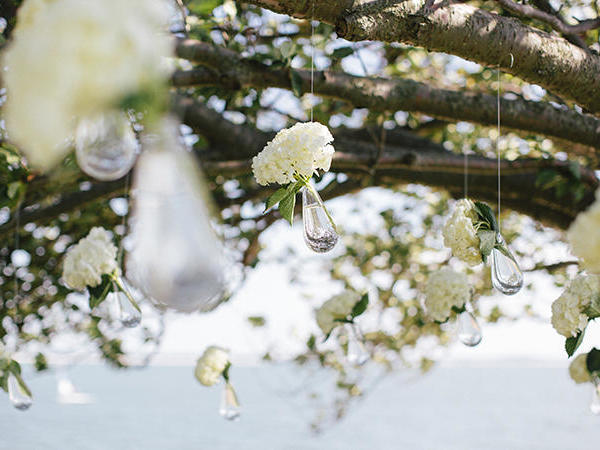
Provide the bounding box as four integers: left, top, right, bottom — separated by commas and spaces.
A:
496, 67, 501, 231
464, 150, 469, 199
310, 0, 315, 122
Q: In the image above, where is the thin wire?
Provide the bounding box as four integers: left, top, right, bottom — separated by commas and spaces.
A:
310, 0, 314, 122
496, 67, 501, 231
464, 151, 468, 198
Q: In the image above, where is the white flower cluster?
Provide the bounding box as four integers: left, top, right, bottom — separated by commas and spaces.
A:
252, 122, 334, 185
551, 274, 600, 337
316, 291, 360, 335
3, 0, 171, 170
194, 346, 229, 386
569, 354, 592, 384
62, 227, 119, 291
568, 189, 600, 274
442, 199, 482, 266
424, 268, 471, 322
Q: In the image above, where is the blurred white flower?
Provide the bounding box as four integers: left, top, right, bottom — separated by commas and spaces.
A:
62, 227, 118, 291
569, 353, 592, 384
551, 274, 600, 337
316, 290, 359, 335
442, 199, 482, 266
252, 122, 334, 185
568, 189, 600, 274
3, 0, 171, 170
194, 346, 229, 386
424, 268, 471, 322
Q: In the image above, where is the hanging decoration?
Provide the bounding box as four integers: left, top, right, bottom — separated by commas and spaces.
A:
568, 349, 600, 415
0, 351, 33, 411
75, 111, 138, 181
195, 346, 241, 421
126, 118, 228, 313
316, 291, 370, 365
253, 122, 338, 253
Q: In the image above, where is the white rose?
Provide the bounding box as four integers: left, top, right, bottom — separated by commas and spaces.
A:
568, 190, 600, 274
252, 122, 335, 186
194, 346, 229, 386
424, 268, 471, 322
569, 354, 592, 384
316, 291, 360, 335
551, 274, 600, 337
3, 0, 171, 170
442, 199, 482, 266
62, 227, 118, 290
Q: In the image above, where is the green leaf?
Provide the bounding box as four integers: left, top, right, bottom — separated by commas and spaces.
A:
565, 329, 585, 357
278, 191, 297, 225
222, 361, 231, 382
7, 181, 22, 200
279, 41, 296, 59
568, 161, 582, 180
188, 0, 221, 15
307, 334, 316, 351
290, 69, 303, 97
332, 46, 354, 59
8, 360, 21, 375
586, 348, 600, 374
473, 201, 498, 232
350, 294, 369, 318
88, 274, 113, 310
477, 229, 496, 263
264, 187, 289, 212
535, 169, 559, 189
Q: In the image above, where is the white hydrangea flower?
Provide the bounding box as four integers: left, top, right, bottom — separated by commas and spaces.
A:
316, 291, 360, 335
568, 189, 600, 274
252, 122, 335, 186
569, 354, 592, 384
62, 227, 119, 291
194, 346, 229, 386
442, 199, 482, 266
424, 268, 471, 322
3, 0, 171, 170
551, 274, 600, 337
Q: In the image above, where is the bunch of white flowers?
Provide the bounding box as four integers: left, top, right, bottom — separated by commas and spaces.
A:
194, 346, 230, 386
424, 268, 471, 322
252, 122, 334, 186
568, 189, 600, 274
62, 227, 119, 291
442, 199, 482, 266
569, 354, 592, 384
551, 274, 600, 337
316, 291, 360, 335
3, 0, 171, 170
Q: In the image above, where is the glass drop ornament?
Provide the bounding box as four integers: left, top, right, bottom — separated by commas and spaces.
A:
126, 119, 227, 313
220, 382, 241, 421
591, 380, 600, 415
75, 111, 138, 181
345, 323, 369, 366
490, 234, 523, 296
8, 373, 32, 411
302, 186, 338, 253
112, 282, 142, 328
457, 311, 482, 347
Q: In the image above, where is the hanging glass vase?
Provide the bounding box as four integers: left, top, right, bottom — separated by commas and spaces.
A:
126, 118, 227, 313
75, 111, 138, 181
302, 185, 338, 253
8, 372, 32, 411
111, 280, 142, 328
591, 377, 600, 415
457, 310, 482, 347
491, 233, 523, 296
344, 323, 369, 366
219, 381, 241, 421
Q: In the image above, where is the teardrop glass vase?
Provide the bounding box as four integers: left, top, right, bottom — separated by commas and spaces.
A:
75, 111, 138, 181
8, 373, 32, 411
345, 323, 369, 366
112, 281, 141, 328
302, 186, 338, 253
126, 119, 227, 313
457, 311, 482, 347
591, 380, 600, 415
220, 382, 241, 421
491, 234, 523, 296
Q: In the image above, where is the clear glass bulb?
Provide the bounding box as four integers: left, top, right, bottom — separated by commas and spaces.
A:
111, 281, 142, 328
8, 373, 32, 411
302, 186, 338, 253
126, 119, 227, 313
491, 234, 523, 296
457, 311, 482, 347
345, 323, 369, 366
75, 111, 138, 181
591, 381, 600, 415
220, 382, 241, 421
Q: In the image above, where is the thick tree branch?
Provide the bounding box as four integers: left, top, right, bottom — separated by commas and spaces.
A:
245, 0, 600, 114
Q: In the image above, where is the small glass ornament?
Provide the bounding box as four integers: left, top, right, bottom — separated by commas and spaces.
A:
220, 381, 241, 421
75, 111, 138, 181
8, 372, 32, 411
126, 118, 227, 313
345, 323, 369, 366
457, 310, 482, 347
302, 186, 338, 253
491, 234, 523, 296
591, 378, 600, 415
111, 281, 142, 328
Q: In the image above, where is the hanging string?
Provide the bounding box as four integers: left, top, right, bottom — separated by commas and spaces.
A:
496, 67, 501, 230
310, 0, 315, 122
464, 150, 468, 199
